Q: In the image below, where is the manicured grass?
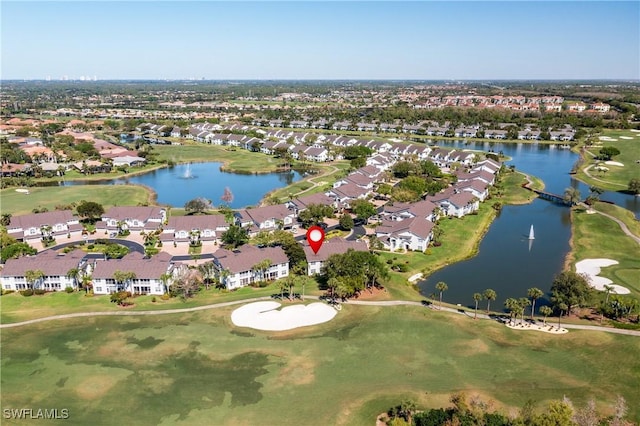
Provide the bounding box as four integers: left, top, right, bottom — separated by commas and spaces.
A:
499, 170, 543, 205
265, 161, 350, 202
0, 280, 322, 324
153, 144, 281, 173
1, 305, 638, 425
593, 201, 640, 238
568, 205, 640, 299
576, 129, 640, 191
377, 203, 497, 299
36, 164, 166, 183
0, 185, 153, 216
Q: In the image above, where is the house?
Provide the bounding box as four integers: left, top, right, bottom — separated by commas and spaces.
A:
212, 245, 289, 290
161, 214, 229, 246
375, 217, 434, 252
352, 165, 383, 180
90, 251, 177, 295
334, 173, 375, 189
326, 184, 371, 209
590, 102, 610, 113
434, 192, 479, 217
285, 193, 337, 216
0, 249, 86, 292
7, 210, 82, 242
379, 199, 439, 222
456, 180, 490, 201
302, 147, 329, 162
112, 155, 146, 167
303, 238, 369, 275
238, 204, 297, 231
96, 206, 166, 234
473, 159, 501, 174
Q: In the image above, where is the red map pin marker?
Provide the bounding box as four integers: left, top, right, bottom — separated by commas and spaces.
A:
306, 225, 325, 254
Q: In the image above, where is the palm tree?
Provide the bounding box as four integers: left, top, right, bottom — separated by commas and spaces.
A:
483, 289, 496, 314
299, 276, 306, 301
539, 306, 553, 326
527, 287, 544, 319
113, 270, 136, 292
557, 302, 568, 329
518, 297, 531, 324
473, 292, 483, 319
159, 273, 172, 294
435, 281, 448, 309
504, 298, 519, 325
278, 277, 290, 300
252, 258, 272, 284
603, 284, 615, 304
327, 277, 342, 303
25, 269, 45, 290
198, 262, 216, 289
1, 213, 11, 226
66, 267, 80, 289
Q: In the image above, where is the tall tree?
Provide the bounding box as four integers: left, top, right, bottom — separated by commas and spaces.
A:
25, 269, 44, 289
527, 287, 544, 319
220, 224, 249, 249
550, 271, 592, 314
483, 289, 497, 314
539, 305, 553, 326
473, 292, 482, 319
184, 197, 211, 214
76, 201, 105, 221
113, 270, 136, 292
220, 186, 234, 205
1, 213, 11, 226
435, 281, 448, 309
563, 187, 581, 205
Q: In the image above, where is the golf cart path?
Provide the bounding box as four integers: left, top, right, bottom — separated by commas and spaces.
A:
578, 202, 640, 245
2, 296, 639, 336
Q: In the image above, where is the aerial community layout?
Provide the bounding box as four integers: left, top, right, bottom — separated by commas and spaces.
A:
1, 1, 639, 425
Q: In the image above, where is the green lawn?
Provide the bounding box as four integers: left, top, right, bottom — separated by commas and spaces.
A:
153, 144, 282, 173
576, 129, 640, 191
1, 305, 638, 425
0, 185, 153, 216
568, 205, 640, 300
378, 203, 497, 298
0, 281, 321, 324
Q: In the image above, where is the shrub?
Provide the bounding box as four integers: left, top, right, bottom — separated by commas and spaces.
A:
34, 289, 46, 295
160, 294, 170, 300
151, 296, 157, 303
65, 286, 74, 293
1, 289, 16, 295
87, 244, 95, 249
20, 289, 34, 297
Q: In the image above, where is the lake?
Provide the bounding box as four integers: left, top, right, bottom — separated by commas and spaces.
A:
59, 162, 303, 208
419, 140, 639, 310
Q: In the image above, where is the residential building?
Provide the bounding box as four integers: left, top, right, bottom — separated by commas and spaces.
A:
90, 251, 176, 295
302, 238, 369, 275
212, 245, 289, 290
0, 249, 86, 291
7, 210, 82, 242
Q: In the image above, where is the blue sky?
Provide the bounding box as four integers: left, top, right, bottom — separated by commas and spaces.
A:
2, 1, 638, 80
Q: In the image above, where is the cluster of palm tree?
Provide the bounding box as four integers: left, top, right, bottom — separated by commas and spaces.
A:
503, 287, 563, 327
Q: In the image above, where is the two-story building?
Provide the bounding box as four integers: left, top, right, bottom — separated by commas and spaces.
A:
212, 245, 289, 290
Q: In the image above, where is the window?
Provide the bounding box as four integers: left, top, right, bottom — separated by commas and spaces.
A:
96, 287, 102, 293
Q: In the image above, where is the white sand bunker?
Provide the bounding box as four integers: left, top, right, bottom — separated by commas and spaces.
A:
598, 136, 617, 141
604, 161, 624, 167
575, 259, 630, 294
619, 136, 634, 140
231, 301, 338, 331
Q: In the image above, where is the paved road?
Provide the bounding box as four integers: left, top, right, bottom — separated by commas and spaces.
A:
3, 296, 639, 336
46, 238, 145, 254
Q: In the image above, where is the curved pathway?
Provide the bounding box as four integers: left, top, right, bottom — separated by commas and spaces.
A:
578, 202, 640, 245
2, 296, 639, 336
582, 164, 627, 188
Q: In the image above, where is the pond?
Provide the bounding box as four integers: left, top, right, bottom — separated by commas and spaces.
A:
419, 140, 639, 311
58, 162, 303, 208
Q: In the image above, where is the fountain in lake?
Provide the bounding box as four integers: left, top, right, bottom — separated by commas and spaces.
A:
182, 163, 195, 179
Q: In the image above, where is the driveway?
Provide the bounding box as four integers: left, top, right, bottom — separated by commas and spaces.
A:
46, 238, 145, 254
